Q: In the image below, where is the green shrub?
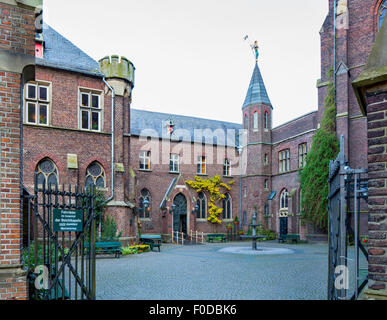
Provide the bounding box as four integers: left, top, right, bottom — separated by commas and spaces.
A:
22, 241, 69, 269
100, 215, 122, 241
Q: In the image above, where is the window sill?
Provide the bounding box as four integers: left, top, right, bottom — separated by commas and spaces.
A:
223, 175, 233, 179
139, 169, 152, 172
196, 173, 208, 176
139, 218, 152, 221
223, 219, 233, 222
196, 219, 207, 222
169, 171, 180, 174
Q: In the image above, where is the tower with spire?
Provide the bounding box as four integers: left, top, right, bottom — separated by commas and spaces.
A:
241, 42, 273, 225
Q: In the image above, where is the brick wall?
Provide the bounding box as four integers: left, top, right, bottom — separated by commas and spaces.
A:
365, 86, 387, 295
0, 0, 39, 301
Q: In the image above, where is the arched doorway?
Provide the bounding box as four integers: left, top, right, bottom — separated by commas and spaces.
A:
173, 193, 187, 234
279, 189, 289, 240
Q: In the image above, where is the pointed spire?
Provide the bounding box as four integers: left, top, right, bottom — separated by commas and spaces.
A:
242, 62, 272, 109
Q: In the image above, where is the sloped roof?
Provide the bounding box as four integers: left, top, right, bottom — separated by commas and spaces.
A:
36, 23, 103, 77
130, 109, 242, 147
242, 62, 272, 109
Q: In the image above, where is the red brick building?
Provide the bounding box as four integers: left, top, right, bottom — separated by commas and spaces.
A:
19, 1, 387, 244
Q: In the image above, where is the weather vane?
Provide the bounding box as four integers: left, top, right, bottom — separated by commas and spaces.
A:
243, 35, 259, 62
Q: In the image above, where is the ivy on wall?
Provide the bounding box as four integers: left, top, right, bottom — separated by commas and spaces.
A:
185, 175, 234, 225
299, 70, 339, 232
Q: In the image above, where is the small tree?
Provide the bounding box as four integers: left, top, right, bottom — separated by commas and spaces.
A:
299, 70, 339, 231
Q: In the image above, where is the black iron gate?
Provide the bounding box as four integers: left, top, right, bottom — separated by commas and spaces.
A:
328, 135, 368, 300
24, 174, 97, 300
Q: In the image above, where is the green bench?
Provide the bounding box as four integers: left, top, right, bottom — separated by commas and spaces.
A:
278, 234, 300, 243
84, 241, 122, 258
140, 235, 161, 252
207, 234, 226, 243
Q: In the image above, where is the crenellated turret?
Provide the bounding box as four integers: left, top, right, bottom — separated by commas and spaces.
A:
99, 55, 135, 92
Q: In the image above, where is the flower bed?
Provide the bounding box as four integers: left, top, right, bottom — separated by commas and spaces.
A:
122, 245, 150, 255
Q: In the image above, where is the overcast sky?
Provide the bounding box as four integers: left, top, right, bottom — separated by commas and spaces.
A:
44, 0, 328, 127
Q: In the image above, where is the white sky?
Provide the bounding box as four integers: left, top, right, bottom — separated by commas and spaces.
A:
44, 0, 328, 127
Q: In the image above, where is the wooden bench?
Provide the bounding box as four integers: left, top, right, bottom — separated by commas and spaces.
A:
84, 241, 122, 258
207, 234, 226, 243
140, 235, 161, 252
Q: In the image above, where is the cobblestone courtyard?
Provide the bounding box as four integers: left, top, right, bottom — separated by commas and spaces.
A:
96, 241, 332, 300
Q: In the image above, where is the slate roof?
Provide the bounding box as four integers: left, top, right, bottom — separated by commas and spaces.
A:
130, 109, 242, 147
242, 62, 272, 108
36, 23, 103, 77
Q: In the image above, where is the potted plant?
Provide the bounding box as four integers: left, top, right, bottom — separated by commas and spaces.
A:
226, 223, 232, 230
233, 216, 240, 225
238, 230, 244, 235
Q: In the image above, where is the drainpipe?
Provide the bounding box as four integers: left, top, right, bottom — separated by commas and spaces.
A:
100, 77, 115, 238
20, 73, 24, 262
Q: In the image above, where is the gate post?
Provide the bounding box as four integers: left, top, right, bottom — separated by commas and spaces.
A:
338, 135, 348, 300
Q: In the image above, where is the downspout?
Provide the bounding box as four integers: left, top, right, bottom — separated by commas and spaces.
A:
101, 77, 115, 237
20, 73, 24, 263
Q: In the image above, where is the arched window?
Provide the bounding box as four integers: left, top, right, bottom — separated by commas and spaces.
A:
223, 193, 232, 220
196, 192, 207, 219
243, 114, 249, 130
280, 189, 289, 211
139, 188, 151, 219
378, 1, 387, 29
253, 111, 258, 131
264, 112, 269, 129
85, 162, 106, 188
35, 158, 59, 189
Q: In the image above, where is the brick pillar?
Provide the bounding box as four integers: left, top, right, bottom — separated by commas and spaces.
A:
352, 15, 387, 300
364, 88, 387, 299
0, 0, 41, 300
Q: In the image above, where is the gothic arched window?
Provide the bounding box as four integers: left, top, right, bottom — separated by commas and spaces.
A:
280, 189, 289, 210
243, 114, 249, 130
223, 193, 232, 220
264, 112, 269, 129
253, 111, 258, 130
139, 188, 151, 219
378, 1, 387, 29
85, 162, 106, 188
196, 192, 207, 219
35, 158, 59, 189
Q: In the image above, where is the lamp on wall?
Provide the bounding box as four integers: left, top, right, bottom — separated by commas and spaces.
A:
134, 198, 150, 215
169, 204, 176, 215
191, 204, 199, 215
